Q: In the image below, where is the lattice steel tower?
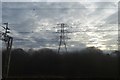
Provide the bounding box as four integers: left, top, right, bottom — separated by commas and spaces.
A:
57, 23, 69, 54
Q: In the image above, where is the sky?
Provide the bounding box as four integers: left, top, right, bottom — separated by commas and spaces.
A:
1, 0, 120, 2
0, 1, 119, 52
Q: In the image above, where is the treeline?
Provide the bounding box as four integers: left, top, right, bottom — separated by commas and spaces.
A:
2, 47, 120, 78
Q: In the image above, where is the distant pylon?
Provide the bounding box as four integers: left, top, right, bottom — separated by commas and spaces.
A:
57, 23, 69, 54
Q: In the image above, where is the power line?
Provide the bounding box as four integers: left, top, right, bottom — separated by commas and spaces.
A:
3, 7, 117, 10
10, 29, 119, 33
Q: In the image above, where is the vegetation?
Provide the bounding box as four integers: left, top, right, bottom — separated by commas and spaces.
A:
2, 47, 120, 79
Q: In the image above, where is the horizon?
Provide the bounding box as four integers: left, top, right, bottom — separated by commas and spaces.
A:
1, 46, 118, 54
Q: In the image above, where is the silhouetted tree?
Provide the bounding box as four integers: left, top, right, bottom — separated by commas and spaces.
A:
2, 47, 119, 78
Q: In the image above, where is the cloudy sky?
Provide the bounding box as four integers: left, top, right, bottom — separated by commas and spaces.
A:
1, 1, 119, 51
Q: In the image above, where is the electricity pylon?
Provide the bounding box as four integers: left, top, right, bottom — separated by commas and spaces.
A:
57, 23, 70, 54
1, 23, 13, 79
